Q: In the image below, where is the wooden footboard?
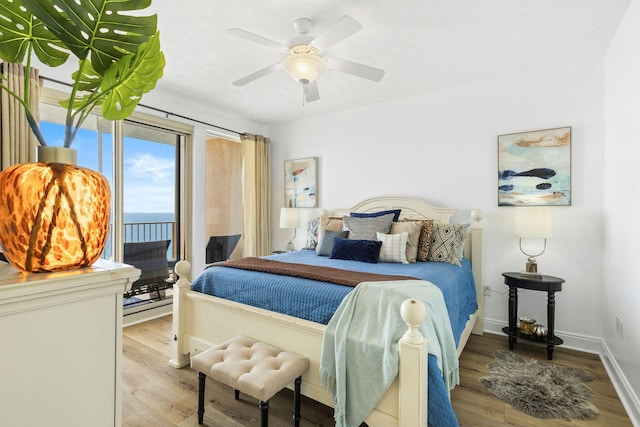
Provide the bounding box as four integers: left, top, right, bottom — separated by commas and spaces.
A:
170, 260, 430, 427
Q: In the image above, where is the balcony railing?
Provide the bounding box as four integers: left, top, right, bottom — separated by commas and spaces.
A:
124, 221, 177, 262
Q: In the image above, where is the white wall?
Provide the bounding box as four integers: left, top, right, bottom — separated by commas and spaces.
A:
604, 0, 640, 419
269, 58, 606, 347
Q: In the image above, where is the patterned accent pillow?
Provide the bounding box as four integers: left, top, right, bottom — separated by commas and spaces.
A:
343, 213, 395, 240
389, 221, 422, 263
318, 217, 343, 243
427, 223, 469, 266
303, 217, 321, 250
403, 219, 435, 262
376, 232, 409, 264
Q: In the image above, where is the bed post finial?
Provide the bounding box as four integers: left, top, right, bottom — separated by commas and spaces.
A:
175, 260, 191, 283
400, 299, 426, 345
470, 209, 483, 229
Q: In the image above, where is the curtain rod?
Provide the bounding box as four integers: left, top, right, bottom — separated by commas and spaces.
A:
40, 75, 244, 136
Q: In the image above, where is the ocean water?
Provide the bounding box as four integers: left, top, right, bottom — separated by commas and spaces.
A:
124, 212, 175, 224
103, 212, 176, 260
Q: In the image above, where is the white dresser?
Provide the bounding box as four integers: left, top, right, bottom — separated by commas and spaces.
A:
0, 259, 140, 427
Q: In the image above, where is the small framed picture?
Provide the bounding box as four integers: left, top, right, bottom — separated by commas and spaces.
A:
498, 127, 571, 206
285, 157, 317, 207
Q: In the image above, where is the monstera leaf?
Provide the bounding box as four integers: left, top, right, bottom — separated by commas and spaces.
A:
21, 0, 158, 75
0, 0, 68, 66
0, 0, 164, 147
65, 32, 165, 121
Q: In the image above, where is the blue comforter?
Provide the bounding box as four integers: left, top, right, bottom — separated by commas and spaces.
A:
190, 250, 476, 426
191, 250, 477, 345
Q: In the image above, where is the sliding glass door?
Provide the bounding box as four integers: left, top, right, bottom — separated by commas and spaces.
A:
122, 121, 181, 264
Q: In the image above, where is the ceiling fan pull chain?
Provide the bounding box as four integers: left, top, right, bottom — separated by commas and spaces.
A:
302, 84, 307, 106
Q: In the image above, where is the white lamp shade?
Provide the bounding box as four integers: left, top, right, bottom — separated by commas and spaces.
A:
283, 51, 326, 83
280, 207, 300, 229
514, 207, 553, 238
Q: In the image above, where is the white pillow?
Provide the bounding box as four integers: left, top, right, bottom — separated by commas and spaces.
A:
376, 231, 409, 264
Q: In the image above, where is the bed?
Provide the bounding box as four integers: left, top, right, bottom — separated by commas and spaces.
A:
170, 196, 484, 426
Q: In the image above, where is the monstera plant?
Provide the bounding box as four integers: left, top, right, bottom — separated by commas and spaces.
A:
0, 0, 165, 272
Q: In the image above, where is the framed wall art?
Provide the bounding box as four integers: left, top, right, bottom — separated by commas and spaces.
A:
498, 126, 571, 206
285, 157, 317, 208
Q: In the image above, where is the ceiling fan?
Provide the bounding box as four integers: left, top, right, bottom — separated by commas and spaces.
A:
228, 15, 385, 103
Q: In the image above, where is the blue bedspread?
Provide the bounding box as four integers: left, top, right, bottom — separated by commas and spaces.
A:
190, 250, 475, 427
191, 249, 477, 345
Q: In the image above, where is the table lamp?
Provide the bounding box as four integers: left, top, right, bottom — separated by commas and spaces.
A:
514, 207, 553, 277
279, 208, 300, 251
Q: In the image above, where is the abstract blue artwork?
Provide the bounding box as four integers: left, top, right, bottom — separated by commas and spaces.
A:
285, 157, 317, 208
498, 127, 571, 206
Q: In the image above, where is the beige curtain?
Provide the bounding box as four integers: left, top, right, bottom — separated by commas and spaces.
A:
0, 62, 42, 170
241, 133, 271, 256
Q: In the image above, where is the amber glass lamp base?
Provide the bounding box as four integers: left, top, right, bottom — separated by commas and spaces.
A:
0, 150, 110, 273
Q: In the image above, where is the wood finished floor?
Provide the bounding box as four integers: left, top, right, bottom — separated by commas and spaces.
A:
123, 315, 632, 426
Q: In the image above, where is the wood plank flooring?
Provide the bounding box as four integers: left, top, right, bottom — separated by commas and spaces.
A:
123, 315, 632, 426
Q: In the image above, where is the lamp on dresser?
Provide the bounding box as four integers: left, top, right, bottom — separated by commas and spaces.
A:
514, 207, 553, 277
280, 207, 300, 251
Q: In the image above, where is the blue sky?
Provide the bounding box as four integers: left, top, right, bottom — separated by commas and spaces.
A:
40, 122, 176, 213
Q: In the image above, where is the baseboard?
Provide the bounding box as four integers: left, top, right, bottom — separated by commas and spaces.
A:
600, 341, 640, 427
123, 298, 173, 327
483, 317, 639, 426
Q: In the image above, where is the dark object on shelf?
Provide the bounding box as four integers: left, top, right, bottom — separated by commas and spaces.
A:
206, 234, 241, 264
532, 324, 548, 339
124, 240, 172, 301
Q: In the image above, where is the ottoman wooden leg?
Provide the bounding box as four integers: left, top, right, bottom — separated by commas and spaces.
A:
197, 371, 206, 424
259, 400, 269, 427
293, 376, 302, 427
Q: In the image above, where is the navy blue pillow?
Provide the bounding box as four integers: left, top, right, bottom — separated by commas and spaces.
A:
329, 237, 382, 263
350, 209, 401, 222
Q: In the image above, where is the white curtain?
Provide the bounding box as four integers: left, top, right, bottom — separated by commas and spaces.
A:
0, 62, 42, 169
241, 133, 271, 256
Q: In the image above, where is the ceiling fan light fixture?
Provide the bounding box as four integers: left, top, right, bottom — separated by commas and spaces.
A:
283, 45, 327, 84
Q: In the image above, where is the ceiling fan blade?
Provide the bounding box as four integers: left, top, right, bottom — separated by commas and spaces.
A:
233, 63, 283, 86
305, 81, 320, 102
327, 57, 385, 82
227, 28, 288, 49
311, 15, 362, 51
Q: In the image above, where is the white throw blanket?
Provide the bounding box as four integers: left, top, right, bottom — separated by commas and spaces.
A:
319, 280, 459, 427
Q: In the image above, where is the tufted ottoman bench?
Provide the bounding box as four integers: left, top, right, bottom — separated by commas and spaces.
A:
190, 336, 310, 426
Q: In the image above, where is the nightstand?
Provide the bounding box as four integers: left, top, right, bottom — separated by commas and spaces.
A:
502, 272, 565, 360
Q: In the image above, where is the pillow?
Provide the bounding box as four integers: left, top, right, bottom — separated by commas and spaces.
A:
302, 217, 321, 250
329, 238, 382, 263
427, 223, 470, 266
350, 209, 401, 222
342, 213, 394, 240
316, 230, 349, 256
403, 219, 435, 262
318, 216, 343, 242
456, 223, 470, 259
389, 221, 422, 263
376, 232, 409, 264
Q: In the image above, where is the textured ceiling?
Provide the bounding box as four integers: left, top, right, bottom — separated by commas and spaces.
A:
146, 0, 629, 125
